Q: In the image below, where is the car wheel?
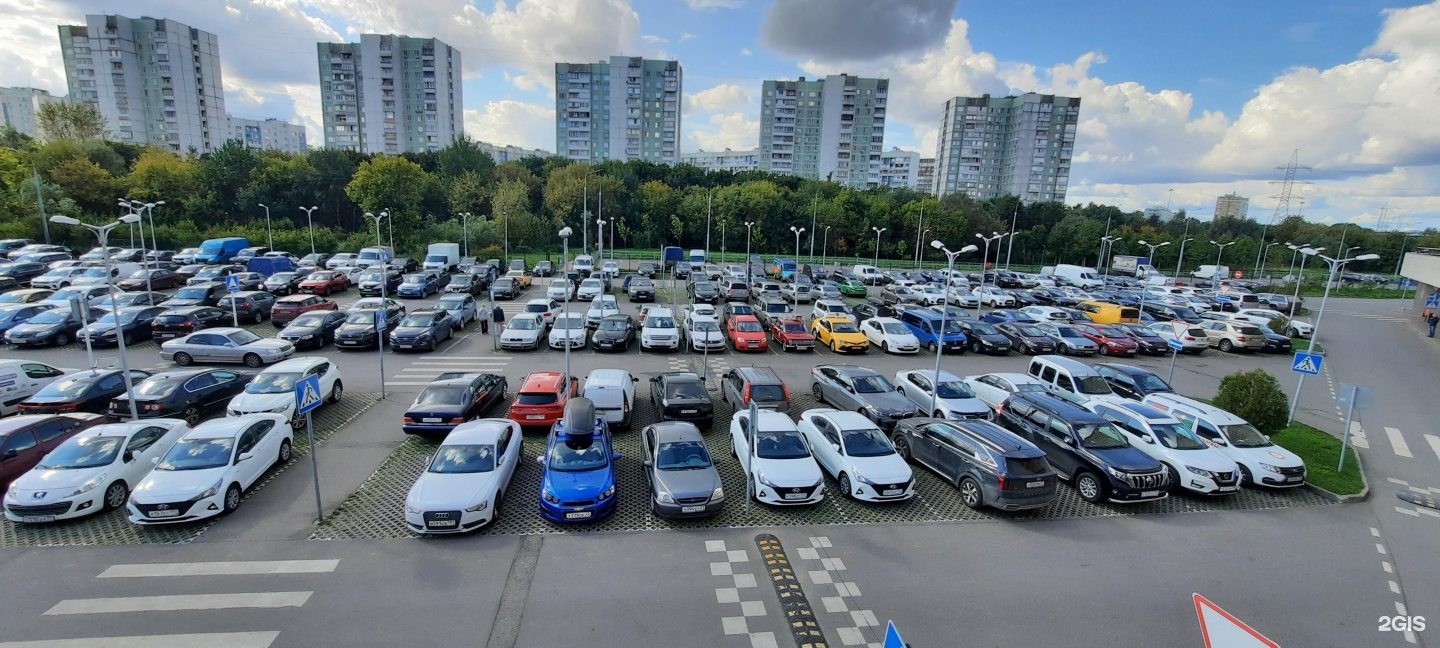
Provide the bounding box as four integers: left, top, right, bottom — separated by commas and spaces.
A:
54, 332, 71, 346
838, 473, 854, 500
222, 483, 242, 514
1098, 345, 1109, 355
811, 383, 824, 401
173, 352, 194, 366
970, 340, 981, 353
1238, 465, 1254, 487
252, 311, 264, 324
329, 380, 344, 403
1287, 327, 1299, 338
276, 439, 292, 466
1075, 471, 1106, 503
893, 436, 912, 461
102, 481, 129, 511
122, 331, 135, 346
182, 406, 201, 426
1219, 339, 1234, 353
880, 341, 889, 353
958, 477, 983, 509
831, 341, 840, 353
928, 341, 938, 353
243, 353, 263, 368
1166, 464, 1183, 493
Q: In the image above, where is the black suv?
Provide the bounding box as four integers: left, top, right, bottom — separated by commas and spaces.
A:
649, 372, 714, 427
851, 299, 904, 324
996, 392, 1168, 504
150, 306, 229, 341
1094, 363, 1174, 401
687, 280, 720, 304
891, 418, 1058, 511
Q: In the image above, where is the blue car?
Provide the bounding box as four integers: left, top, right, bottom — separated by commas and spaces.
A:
388, 309, 454, 351
397, 273, 438, 298
539, 397, 619, 523
897, 308, 968, 353
980, 308, 1035, 325
0, 303, 56, 335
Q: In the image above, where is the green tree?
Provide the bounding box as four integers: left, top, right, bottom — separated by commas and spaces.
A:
36, 103, 107, 142
1213, 369, 1290, 434
126, 149, 199, 216
48, 157, 121, 214
196, 141, 260, 218
345, 154, 433, 235
436, 136, 496, 185
448, 171, 495, 217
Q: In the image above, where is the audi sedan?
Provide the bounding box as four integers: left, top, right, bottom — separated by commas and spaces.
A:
404, 418, 521, 534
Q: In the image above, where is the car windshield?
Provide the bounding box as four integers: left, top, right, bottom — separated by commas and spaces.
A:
403, 274, 425, 284
648, 316, 676, 329
665, 381, 707, 399
38, 435, 127, 469
970, 322, 999, 335
852, 376, 893, 393
247, 372, 300, 394
693, 320, 719, 333
28, 310, 70, 324
1076, 423, 1129, 449
358, 272, 385, 282
548, 437, 610, 471
1136, 374, 1171, 391
842, 427, 894, 457
230, 330, 262, 345
345, 312, 377, 325
555, 316, 584, 329
1017, 326, 1047, 337
96, 311, 142, 324
400, 314, 434, 327
657, 440, 713, 470
782, 322, 806, 333
1055, 327, 1083, 338
1075, 377, 1112, 395
880, 322, 910, 335
428, 444, 495, 473
511, 317, 542, 331
735, 320, 763, 332
831, 321, 859, 333
134, 378, 180, 397
936, 381, 975, 399
416, 386, 466, 406
1221, 423, 1272, 448
599, 318, 628, 331
174, 287, 210, 299
156, 438, 234, 470
1149, 423, 1208, 450
437, 298, 466, 309
290, 313, 329, 327
35, 377, 97, 398
755, 429, 810, 459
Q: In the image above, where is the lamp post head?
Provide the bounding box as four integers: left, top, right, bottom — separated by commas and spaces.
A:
1300, 247, 1318, 256
258, 203, 266, 208
1354, 253, 1381, 262
975, 233, 983, 240
930, 240, 944, 250
1209, 240, 1220, 245
119, 214, 141, 224
959, 244, 978, 253
1158, 241, 1171, 248
559, 227, 573, 238
154, 200, 165, 206
1138, 239, 1148, 246
49, 215, 81, 226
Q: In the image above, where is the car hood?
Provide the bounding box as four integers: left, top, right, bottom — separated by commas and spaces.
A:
859, 391, 915, 414
165, 298, 205, 307
1086, 446, 1161, 473
81, 322, 119, 334
1162, 447, 1240, 473
280, 324, 324, 336
543, 465, 614, 499
847, 454, 914, 484
653, 466, 721, 499
503, 329, 540, 340
8, 322, 63, 334
337, 323, 377, 335
754, 457, 822, 486
133, 467, 227, 501
407, 471, 503, 509
551, 328, 586, 339
228, 391, 293, 413
391, 326, 432, 337
939, 396, 991, 416
11, 465, 108, 492
592, 329, 629, 340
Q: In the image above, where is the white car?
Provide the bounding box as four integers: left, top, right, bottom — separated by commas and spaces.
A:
4, 419, 190, 523
1146, 322, 1209, 353
1142, 394, 1307, 488
127, 414, 293, 525
601, 261, 621, 277
1234, 308, 1313, 338
963, 372, 1050, 411
501, 313, 545, 351
30, 267, 92, 289
942, 287, 979, 308
682, 303, 717, 323
860, 317, 920, 354
640, 308, 681, 351
683, 315, 726, 351
911, 284, 947, 306
348, 297, 405, 315
548, 313, 588, 349
810, 299, 853, 322
730, 409, 824, 506
894, 369, 991, 420
226, 357, 342, 426
326, 253, 358, 269
1019, 305, 1073, 323
585, 295, 621, 327
547, 279, 574, 301
796, 409, 913, 502
404, 418, 521, 534
974, 286, 1015, 307
523, 298, 561, 326
576, 278, 604, 301
41, 286, 109, 309
1089, 401, 1242, 496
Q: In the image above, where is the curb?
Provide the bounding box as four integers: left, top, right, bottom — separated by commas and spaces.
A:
1303, 450, 1369, 503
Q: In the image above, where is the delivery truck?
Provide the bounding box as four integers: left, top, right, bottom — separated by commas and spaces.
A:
424, 243, 460, 273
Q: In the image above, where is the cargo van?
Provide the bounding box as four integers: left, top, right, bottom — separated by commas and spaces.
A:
195, 237, 249, 264
0, 360, 72, 417
1052, 264, 1104, 289
356, 246, 393, 268
572, 254, 595, 278
853, 264, 885, 285
1191, 265, 1230, 281
582, 369, 638, 428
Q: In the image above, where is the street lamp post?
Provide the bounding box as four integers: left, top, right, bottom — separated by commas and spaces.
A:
1396, 233, 1420, 307
364, 211, 389, 400
1259, 241, 1281, 279
927, 240, 979, 414
1099, 236, 1120, 278
975, 232, 1007, 317
258, 203, 273, 250
459, 212, 471, 258
501, 210, 509, 262
1136, 240, 1171, 314
596, 219, 606, 266
1287, 249, 1381, 423
821, 226, 831, 269
743, 221, 754, 277
914, 226, 930, 272
300, 206, 319, 256
790, 226, 805, 261
871, 227, 886, 267
1174, 237, 1195, 282
1286, 243, 1308, 284
1209, 240, 1236, 283
49, 214, 142, 421
559, 227, 573, 384
1290, 246, 1322, 311
118, 200, 153, 293
582, 169, 601, 255
720, 221, 726, 261
705, 188, 713, 262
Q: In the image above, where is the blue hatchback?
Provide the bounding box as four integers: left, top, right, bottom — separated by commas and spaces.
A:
539, 398, 619, 523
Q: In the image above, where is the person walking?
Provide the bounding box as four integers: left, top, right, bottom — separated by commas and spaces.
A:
1428, 312, 1438, 337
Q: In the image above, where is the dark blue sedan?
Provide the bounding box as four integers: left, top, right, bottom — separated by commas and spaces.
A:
0, 303, 56, 336
388, 309, 453, 351
539, 398, 618, 523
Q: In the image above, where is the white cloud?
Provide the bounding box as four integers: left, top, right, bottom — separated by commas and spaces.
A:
680, 32, 696, 42
741, 48, 752, 56
685, 83, 752, 116
641, 34, 668, 44
688, 112, 760, 152
686, 0, 745, 9
464, 100, 555, 151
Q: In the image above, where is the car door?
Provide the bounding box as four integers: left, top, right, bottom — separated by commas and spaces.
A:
0, 429, 40, 484
181, 333, 216, 362
731, 413, 753, 475
495, 424, 518, 491
231, 427, 263, 487
806, 416, 843, 477
903, 373, 933, 412
122, 426, 170, 479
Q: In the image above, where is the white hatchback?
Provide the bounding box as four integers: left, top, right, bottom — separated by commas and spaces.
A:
548, 313, 588, 349
128, 414, 293, 525
796, 409, 912, 502
547, 279, 573, 302
404, 419, 521, 534
226, 357, 342, 426
860, 317, 920, 354
731, 409, 824, 506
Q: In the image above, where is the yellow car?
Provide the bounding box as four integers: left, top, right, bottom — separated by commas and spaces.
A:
0, 288, 55, 304
811, 316, 869, 353
505, 270, 533, 289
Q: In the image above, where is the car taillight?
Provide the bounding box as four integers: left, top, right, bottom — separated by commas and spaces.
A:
742, 384, 751, 403
450, 417, 464, 424
402, 417, 414, 423
997, 476, 1007, 490
144, 403, 162, 411
781, 384, 790, 403
1236, 336, 1246, 341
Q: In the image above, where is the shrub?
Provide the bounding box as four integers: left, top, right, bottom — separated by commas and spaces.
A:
1213, 369, 1289, 434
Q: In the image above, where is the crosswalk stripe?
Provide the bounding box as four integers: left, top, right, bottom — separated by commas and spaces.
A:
97, 560, 339, 579
1426, 435, 1440, 463
1386, 427, 1413, 458
404, 356, 512, 360
45, 592, 312, 615
0, 632, 280, 648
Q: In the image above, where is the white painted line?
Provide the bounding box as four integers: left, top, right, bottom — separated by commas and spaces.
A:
1386, 427, 1413, 458
1426, 435, 1440, 463
740, 600, 765, 617
1406, 629, 1417, 644
851, 609, 880, 627
715, 588, 739, 604
45, 592, 312, 615
836, 627, 866, 646
98, 560, 338, 579
726, 549, 748, 563
1395, 506, 1419, 517
809, 570, 833, 584
1396, 601, 1408, 615
705, 540, 727, 552
1390, 581, 1402, 594
749, 632, 779, 648
721, 616, 748, 635
1371, 527, 1381, 537
821, 596, 849, 613
1384, 561, 1394, 573
796, 547, 819, 560
1377, 543, 1388, 555
0, 632, 280, 648
822, 557, 847, 571
733, 573, 757, 589
709, 562, 733, 576
1418, 507, 1440, 518
835, 582, 862, 597
1389, 477, 1411, 486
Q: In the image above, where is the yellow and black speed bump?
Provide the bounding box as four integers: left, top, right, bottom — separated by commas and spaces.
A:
756, 533, 828, 648
1398, 491, 1440, 510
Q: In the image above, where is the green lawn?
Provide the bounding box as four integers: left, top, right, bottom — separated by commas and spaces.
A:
1290, 338, 1324, 353
1270, 422, 1366, 495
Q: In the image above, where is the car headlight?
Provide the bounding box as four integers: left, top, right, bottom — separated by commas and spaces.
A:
852, 472, 878, 485
1105, 467, 1129, 481
1185, 465, 1213, 478
265, 406, 290, 414
405, 502, 422, 515
755, 471, 774, 488
301, 334, 315, 340
4, 488, 19, 502
656, 492, 675, 504
542, 490, 560, 504
190, 478, 224, 502
600, 485, 615, 500
711, 487, 725, 500
1258, 463, 1285, 474
464, 500, 488, 513
67, 473, 107, 498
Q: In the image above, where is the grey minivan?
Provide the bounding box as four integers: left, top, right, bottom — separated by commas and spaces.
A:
721, 367, 790, 413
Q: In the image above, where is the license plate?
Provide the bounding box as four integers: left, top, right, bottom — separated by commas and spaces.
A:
1286, 476, 1303, 482
396, 344, 411, 349
1027, 481, 1045, 488
783, 493, 807, 500
1141, 490, 1160, 498
422, 418, 441, 423
148, 509, 180, 518
340, 340, 356, 345
21, 515, 55, 523
882, 489, 902, 496
427, 520, 457, 528
681, 505, 705, 513
681, 409, 697, 414
526, 414, 545, 420
565, 511, 592, 519
1218, 486, 1237, 492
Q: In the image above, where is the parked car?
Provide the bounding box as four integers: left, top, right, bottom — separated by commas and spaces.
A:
107, 368, 253, 425
402, 418, 521, 534
1146, 321, 1209, 354
217, 292, 277, 325
389, 309, 454, 352
1035, 322, 1100, 356
434, 294, 478, 330
548, 312, 588, 349
1071, 323, 1140, 356
721, 366, 790, 413
401, 373, 507, 436
589, 314, 637, 352
687, 280, 720, 304
1086, 401, 1241, 496
167, 283, 228, 309
188, 265, 243, 286
445, 273, 484, 296
0, 413, 108, 488
271, 294, 337, 327
811, 316, 869, 354
639, 421, 723, 518
4, 306, 102, 347
162, 327, 296, 368
627, 276, 657, 302
115, 269, 180, 292
537, 398, 618, 522
952, 319, 1011, 355
768, 315, 815, 352
226, 357, 343, 427
859, 317, 920, 354
649, 372, 714, 427
298, 270, 349, 296
126, 414, 293, 524
796, 408, 913, 501
1093, 363, 1174, 401
810, 365, 919, 431
498, 313, 545, 351
508, 372, 576, 430
893, 369, 991, 420
682, 315, 726, 352
892, 417, 1058, 510
1195, 320, 1266, 353
17, 368, 150, 415
276, 310, 348, 350
396, 273, 438, 298
0, 304, 56, 337
1142, 393, 1307, 488
730, 408, 824, 506
332, 309, 387, 350
77, 305, 167, 346
0, 288, 54, 304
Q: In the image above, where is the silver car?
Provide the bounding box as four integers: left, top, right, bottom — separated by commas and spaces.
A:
640, 421, 724, 519
810, 365, 920, 430
1036, 323, 1100, 356
161, 327, 296, 368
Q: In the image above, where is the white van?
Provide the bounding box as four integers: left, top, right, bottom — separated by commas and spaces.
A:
1191, 264, 1230, 280
0, 360, 72, 417
1141, 393, 1307, 488
1025, 355, 1126, 406
356, 246, 393, 268
853, 264, 885, 285
582, 369, 637, 428
572, 254, 595, 277
1052, 264, 1104, 289
640, 307, 680, 351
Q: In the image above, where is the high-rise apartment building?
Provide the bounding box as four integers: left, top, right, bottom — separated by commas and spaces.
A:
58, 15, 226, 153
916, 157, 936, 195
879, 148, 920, 189
317, 34, 463, 154
554, 56, 682, 164
225, 116, 307, 153
0, 87, 67, 137
758, 75, 887, 189
934, 93, 1079, 202
1215, 193, 1249, 220
680, 148, 761, 173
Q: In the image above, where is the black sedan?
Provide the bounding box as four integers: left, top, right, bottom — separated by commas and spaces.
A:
445, 273, 486, 295
77, 305, 167, 346
1094, 363, 1175, 401
263, 271, 306, 296
105, 368, 252, 425
166, 283, 227, 308
1113, 323, 1170, 355
649, 372, 714, 428
401, 373, 508, 436
852, 300, 904, 324
955, 319, 1012, 355
490, 277, 520, 300
388, 309, 454, 351
5, 307, 103, 347
18, 368, 151, 414
333, 309, 393, 349
591, 314, 637, 352
97, 291, 168, 309
277, 310, 348, 350
687, 281, 720, 304
994, 322, 1059, 355
1254, 324, 1293, 354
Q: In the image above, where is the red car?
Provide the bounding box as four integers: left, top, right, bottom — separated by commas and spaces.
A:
726, 315, 768, 352
508, 371, 577, 429
767, 315, 815, 352
1074, 323, 1140, 356
271, 294, 337, 327
0, 413, 107, 487
298, 270, 348, 296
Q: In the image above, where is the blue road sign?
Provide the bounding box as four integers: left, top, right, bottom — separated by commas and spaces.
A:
1291, 352, 1322, 376
295, 374, 323, 415
374, 309, 388, 332
883, 621, 905, 648
225, 275, 241, 293
1214, 294, 1231, 303
1168, 338, 1185, 350
1428, 291, 1439, 309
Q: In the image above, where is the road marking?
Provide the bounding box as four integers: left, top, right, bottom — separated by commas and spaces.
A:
1383, 561, 1394, 573
1371, 527, 1381, 537
1391, 581, 1402, 594
1376, 543, 1388, 555
45, 592, 312, 615
1426, 435, 1440, 463
1386, 427, 1413, 458
1396, 506, 1420, 517
0, 632, 280, 648
755, 534, 829, 647
97, 560, 338, 579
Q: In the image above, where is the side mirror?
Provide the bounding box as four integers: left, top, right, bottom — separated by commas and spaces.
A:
535, 455, 545, 464
236, 452, 254, 463
831, 443, 841, 453
642, 459, 652, 467
1141, 434, 1155, 444
151, 456, 161, 465
1063, 437, 1076, 446
122, 450, 134, 463
1263, 435, 1271, 442
612, 451, 623, 461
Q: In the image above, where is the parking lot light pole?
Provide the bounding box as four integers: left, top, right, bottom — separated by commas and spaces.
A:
458, 212, 471, 258
1174, 237, 1195, 281
871, 227, 886, 267
1287, 250, 1381, 422
258, 203, 273, 250
1099, 235, 1119, 278
51, 214, 142, 421
915, 228, 930, 272
1290, 246, 1322, 312
118, 200, 154, 293
1285, 243, 1306, 283
559, 227, 573, 384
821, 226, 831, 269
1260, 241, 1281, 279
790, 226, 805, 262
365, 211, 389, 399
1209, 240, 1236, 283
300, 206, 319, 255
928, 240, 979, 415
1136, 240, 1170, 314
743, 221, 754, 277
596, 219, 606, 267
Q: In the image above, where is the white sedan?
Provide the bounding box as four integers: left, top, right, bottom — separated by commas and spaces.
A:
911, 284, 947, 306
4, 419, 190, 523
404, 418, 521, 534
963, 372, 1050, 411
501, 313, 545, 351
548, 313, 588, 349
683, 315, 726, 351
894, 369, 991, 420
547, 279, 573, 301
226, 357, 343, 426
128, 414, 293, 524
576, 278, 605, 300
943, 287, 980, 308
974, 286, 1016, 307
859, 317, 920, 354
1146, 322, 1209, 353
585, 295, 621, 327
795, 409, 913, 502
731, 409, 824, 506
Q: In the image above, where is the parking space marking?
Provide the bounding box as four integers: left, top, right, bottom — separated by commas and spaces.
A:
1349, 421, 1369, 449
98, 560, 339, 578
0, 632, 281, 648
45, 592, 313, 615
1425, 435, 1440, 464
1385, 427, 1413, 458
705, 539, 779, 648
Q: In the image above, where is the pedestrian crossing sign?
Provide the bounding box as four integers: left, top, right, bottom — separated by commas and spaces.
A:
1427, 291, 1439, 309
296, 374, 323, 415
225, 275, 241, 293
1291, 352, 1322, 375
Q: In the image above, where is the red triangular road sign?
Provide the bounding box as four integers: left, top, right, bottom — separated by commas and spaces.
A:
1195, 593, 1280, 648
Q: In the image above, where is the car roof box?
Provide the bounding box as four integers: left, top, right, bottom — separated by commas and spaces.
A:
562, 397, 596, 435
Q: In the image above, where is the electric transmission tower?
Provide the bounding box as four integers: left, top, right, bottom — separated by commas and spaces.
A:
1267, 150, 1311, 223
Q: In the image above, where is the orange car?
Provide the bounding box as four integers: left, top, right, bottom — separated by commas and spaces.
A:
508, 371, 578, 428
726, 315, 768, 352
298, 270, 348, 296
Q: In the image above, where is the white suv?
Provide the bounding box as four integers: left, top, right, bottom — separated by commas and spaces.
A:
1088, 401, 1241, 496
640, 307, 681, 351
1142, 393, 1307, 488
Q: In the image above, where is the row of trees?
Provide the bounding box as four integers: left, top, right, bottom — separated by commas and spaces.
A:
1, 115, 1435, 275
